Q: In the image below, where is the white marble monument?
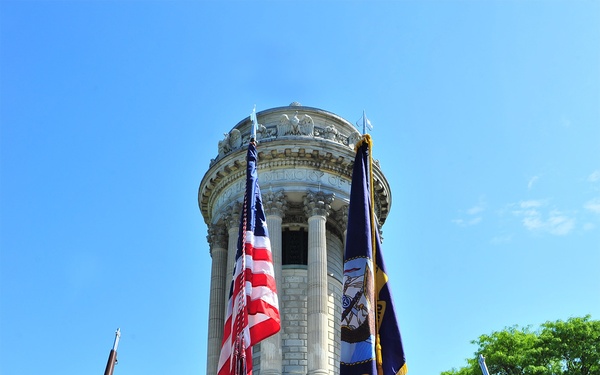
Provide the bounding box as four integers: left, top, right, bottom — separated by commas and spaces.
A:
198, 102, 392, 375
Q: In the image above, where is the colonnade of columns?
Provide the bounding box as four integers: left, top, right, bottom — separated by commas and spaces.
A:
205, 190, 343, 375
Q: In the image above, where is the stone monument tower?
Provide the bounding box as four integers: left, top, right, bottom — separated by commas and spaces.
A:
198, 103, 392, 375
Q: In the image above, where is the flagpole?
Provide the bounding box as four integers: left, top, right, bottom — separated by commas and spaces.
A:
103, 328, 121, 375
365, 135, 384, 375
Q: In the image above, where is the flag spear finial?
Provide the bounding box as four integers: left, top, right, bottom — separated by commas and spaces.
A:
250, 105, 258, 142
356, 110, 373, 135
113, 328, 121, 351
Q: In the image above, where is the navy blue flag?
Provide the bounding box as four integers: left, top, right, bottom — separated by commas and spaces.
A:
341, 135, 407, 375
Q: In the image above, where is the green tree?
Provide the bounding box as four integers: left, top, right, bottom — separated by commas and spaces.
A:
475, 326, 547, 375
538, 316, 600, 375
441, 357, 479, 375
441, 316, 600, 375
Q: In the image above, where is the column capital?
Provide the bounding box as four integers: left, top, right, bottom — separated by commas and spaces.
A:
263, 189, 288, 218
334, 204, 349, 229
304, 190, 334, 218
222, 201, 242, 230
207, 223, 228, 253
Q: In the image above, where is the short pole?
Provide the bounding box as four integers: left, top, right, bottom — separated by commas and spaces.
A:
478, 354, 490, 375
103, 328, 121, 375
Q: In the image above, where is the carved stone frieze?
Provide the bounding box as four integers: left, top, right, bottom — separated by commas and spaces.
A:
209, 112, 364, 167
321, 124, 338, 141
256, 123, 276, 140
217, 129, 242, 158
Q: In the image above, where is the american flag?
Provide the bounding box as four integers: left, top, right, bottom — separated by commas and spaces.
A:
217, 141, 281, 375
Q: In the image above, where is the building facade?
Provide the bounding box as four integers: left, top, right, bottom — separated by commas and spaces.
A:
198, 103, 392, 375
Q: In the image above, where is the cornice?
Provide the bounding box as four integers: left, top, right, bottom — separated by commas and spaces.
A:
199, 145, 355, 222
198, 105, 393, 228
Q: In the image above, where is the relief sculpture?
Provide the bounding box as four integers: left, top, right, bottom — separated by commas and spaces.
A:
278, 111, 314, 137
256, 123, 276, 140
217, 129, 242, 157
322, 124, 338, 140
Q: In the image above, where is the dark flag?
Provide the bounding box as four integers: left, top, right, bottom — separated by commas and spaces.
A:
217, 141, 281, 375
341, 135, 407, 375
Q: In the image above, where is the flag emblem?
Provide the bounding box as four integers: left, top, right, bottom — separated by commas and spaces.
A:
341, 257, 376, 363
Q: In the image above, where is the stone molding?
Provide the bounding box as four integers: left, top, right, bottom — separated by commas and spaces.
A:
200, 148, 354, 219
199, 149, 391, 227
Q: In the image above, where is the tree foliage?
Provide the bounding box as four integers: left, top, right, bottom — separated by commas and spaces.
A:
441, 316, 600, 375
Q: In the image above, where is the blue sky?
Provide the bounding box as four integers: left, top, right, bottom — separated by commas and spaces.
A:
1, 1, 599, 374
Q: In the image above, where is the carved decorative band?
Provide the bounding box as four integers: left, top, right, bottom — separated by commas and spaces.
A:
210, 112, 362, 166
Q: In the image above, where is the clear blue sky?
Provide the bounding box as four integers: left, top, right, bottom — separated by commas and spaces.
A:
1, 1, 599, 374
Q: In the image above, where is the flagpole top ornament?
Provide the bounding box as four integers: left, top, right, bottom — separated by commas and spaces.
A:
112, 328, 121, 351
250, 105, 259, 144
356, 110, 373, 135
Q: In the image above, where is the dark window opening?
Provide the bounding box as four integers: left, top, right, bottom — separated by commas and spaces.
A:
282, 228, 308, 265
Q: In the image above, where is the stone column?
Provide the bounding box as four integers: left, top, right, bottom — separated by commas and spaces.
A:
223, 201, 242, 306
260, 190, 288, 375
206, 223, 228, 375
304, 191, 334, 375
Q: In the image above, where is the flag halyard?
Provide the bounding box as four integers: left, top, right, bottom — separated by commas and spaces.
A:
218, 142, 281, 375
341, 135, 407, 375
